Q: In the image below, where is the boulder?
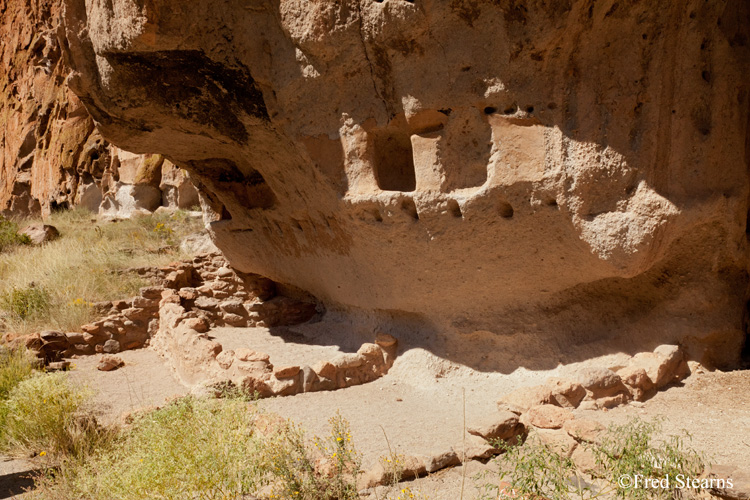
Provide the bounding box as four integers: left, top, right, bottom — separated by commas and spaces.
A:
20, 224, 59, 245
180, 232, 220, 255
546, 377, 587, 408
617, 365, 654, 401
100, 182, 161, 219
467, 410, 523, 441
102, 339, 121, 354
234, 348, 270, 363
563, 418, 605, 443
706, 465, 750, 500
575, 367, 628, 400
535, 429, 579, 458
98, 354, 124, 371
521, 404, 574, 430
273, 365, 301, 379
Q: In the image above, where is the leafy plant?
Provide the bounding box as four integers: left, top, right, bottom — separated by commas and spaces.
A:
478, 418, 707, 500
270, 412, 361, 500
0, 216, 30, 252
591, 418, 705, 499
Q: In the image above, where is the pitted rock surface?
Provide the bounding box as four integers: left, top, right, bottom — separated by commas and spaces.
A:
55, 0, 750, 367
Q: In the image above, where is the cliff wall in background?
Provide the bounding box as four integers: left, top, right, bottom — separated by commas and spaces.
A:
0, 0, 197, 217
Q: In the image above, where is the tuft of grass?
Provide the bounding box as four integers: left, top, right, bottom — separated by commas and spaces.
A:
478, 418, 707, 500
30, 398, 361, 500
0, 346, 35, 401
0, 216, 30, 251
0, 372, 95, 458
0, 207, 203, 334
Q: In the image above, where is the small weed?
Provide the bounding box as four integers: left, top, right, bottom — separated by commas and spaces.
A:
478, 432, 582, 500
270, 412, 361, 500
591, 418, 706, 499
0, 284, 50, 320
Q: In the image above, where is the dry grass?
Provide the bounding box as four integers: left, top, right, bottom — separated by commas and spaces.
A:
0, 207, 203, 334
0, 372, 98, 459
0, 346, 34, 401
29, 397, 361, 500
0, 347, 105, 460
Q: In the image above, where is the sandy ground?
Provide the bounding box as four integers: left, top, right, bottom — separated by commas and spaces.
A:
67, 348, 191, 426
2, 320, 749, 499
0, 458, 36, 500
574, 368, 750, 468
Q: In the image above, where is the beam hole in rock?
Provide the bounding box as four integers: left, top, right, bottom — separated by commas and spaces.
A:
401, 198, 419, 220
220, 205, 232, 221
370, 128, 417, 192
447, 199, 462, 218
498, 200, 514, 218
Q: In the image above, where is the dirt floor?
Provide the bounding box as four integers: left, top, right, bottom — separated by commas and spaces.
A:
2, 323, 749, 499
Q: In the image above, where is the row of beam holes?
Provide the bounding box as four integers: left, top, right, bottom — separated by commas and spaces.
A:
363, 198, 514, 223
370, 104, 541, 221
483, 104, 536, 116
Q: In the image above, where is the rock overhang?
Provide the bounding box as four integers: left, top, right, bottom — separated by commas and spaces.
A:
59, 0, 750, 366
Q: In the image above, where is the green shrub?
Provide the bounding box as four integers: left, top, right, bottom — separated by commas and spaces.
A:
479, 418, 707, 500
0, 216, 30, 251
0, 284, 50, 320
269, 412, 361, 500
0, 372, 92, 457
592, 419, 706, 499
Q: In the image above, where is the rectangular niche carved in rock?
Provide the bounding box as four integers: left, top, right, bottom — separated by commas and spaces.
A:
370, 128, 416, 192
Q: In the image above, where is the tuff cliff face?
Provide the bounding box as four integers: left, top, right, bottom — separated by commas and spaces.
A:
0, 0, 199, 217
59, 0, 750, 366
0, 0, 92, 216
